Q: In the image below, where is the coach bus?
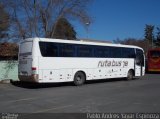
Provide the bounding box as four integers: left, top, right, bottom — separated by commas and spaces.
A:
18, 38, 145, 85
147, 48, 160, 72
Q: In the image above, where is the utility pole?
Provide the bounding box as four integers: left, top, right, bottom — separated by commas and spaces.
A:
34, 0, 37, 37
86, 22, 90, 39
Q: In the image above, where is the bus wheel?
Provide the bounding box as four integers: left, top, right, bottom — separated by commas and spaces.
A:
126, 70, 134, 80
74, 72, 85, 86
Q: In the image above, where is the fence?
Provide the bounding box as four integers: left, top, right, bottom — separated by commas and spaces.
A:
0, 61, 18, 81
0, 42, 18, 81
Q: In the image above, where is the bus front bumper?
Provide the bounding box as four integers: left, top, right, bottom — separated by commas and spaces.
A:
148, 69, 160, 72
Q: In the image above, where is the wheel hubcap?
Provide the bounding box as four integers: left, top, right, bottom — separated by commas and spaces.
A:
128, 72, 133, 79
77, 76, 81, 82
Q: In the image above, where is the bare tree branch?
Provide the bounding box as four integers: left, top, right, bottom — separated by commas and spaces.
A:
2, 0, 92, 40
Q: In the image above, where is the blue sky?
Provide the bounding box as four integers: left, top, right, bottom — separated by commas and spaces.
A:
74, 0, 160, 42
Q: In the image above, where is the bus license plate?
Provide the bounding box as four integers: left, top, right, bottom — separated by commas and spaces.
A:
19, 60, 27, 64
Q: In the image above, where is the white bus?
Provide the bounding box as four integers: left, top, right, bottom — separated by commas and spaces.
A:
18, 38, 145, 85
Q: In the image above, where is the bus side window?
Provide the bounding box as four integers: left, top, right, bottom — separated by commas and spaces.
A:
77, 45, 93, 57
59, 44, 74, 57
110, 47, 122, 58
94, 46, 105, 57
104, 47, 110, 57
121, 48, 135, 58
39, 42, 59, 57
49, 43, 58, 57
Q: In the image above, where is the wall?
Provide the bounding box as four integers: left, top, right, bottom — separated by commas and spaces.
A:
0, 61, 18, 81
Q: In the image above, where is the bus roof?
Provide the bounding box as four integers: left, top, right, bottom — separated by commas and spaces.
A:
23, 37, 144, 51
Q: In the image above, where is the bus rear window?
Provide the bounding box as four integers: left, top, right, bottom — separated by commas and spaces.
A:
19, 41, 32, 55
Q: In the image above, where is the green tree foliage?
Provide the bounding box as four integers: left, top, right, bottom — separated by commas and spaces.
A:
144, 24, 154, 48
53, 18, 76, 40
0, 3, 9, 39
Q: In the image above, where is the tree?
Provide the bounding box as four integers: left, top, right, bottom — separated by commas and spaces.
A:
114, 38, 148, 55
0, 3, 9, 39
2, 0, 92, 40
53, 18, 76, 40
144, 24, 155, 48
155, 27, 160, 47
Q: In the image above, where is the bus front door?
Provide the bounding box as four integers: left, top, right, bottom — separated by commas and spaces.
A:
135, 49, 144, 76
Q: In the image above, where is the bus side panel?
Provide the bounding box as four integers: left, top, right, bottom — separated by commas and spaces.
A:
38, 57, 135, 83
38, 57, 74, 82
39, 69, 73, 83
86, 69, 94, 80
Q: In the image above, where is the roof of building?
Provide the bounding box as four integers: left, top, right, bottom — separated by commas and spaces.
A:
79, 38, 112, 43
0, 42, 18, 57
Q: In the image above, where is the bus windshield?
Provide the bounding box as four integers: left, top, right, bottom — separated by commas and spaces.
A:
150, 51, 160, 58
147, 48, 160, 72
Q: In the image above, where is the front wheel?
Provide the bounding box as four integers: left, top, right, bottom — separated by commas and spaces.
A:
74, 72, 85, 86
126, 70, 134, 80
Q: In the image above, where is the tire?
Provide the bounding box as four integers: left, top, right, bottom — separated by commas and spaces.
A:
126, 70, 134, 80
74, 72, 85, 86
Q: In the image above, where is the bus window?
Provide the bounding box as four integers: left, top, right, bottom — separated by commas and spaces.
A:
110, 47, 122, 58
150, 51, 160, 58
77, 45, 93, 57
147, 49, 160, 72
121, 48, 135, 58
94, 46, 105, 57
39, 42, 58, 57
19, 41, 32, 56
59, 44, 74, 57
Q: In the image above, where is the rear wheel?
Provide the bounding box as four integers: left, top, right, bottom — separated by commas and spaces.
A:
74, 72, 85, 86
126, 70, 134, 80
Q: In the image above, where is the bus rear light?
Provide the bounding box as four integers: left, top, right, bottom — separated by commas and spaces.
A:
32, 67, 37, 70
32, 67, 37, 75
